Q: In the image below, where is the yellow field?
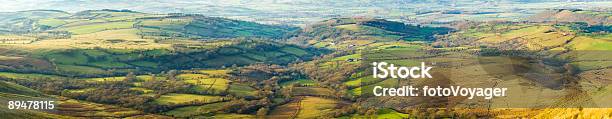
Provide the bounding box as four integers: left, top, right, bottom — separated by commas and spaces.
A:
177, 74, 209, 80
1, 29, 171, 50
335, 24, 362, 31
212, 114, 256, 119
0, 56, 22, 60
532, 108, 612, 119
198, 69, 229, 76
479, 25, 555, 44
153, 93, 225, 105
85, 76, 125, 82
568, 36, 612, 51
268, 98, 300, 119
0, 34, 36, 44
55, 99, 143, 118
84, 75, 164, 82
296, 97, 338, 119
179, 71, 231, 92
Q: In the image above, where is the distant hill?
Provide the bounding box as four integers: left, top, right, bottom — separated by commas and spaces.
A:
301, 18, 451, 41
0, 9, 298, 39
136, 14, 298, 39
0, 39, 325, 77
0, 10, 70, 32
528, 9, 611, 25
291, 18, 452, 49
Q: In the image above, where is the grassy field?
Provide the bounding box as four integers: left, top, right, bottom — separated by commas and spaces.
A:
38, 18, 67, 27
561, 36, 612, 71
184, 77, 230, 94
0, 34, 36, 44
532, 108, 612, 119
84, 75, 164, 82
153, 93, 225, 105
0, 88, 143, 119
57, 64, 107, 76
344, 76, 383, 87
281, 46, 309, 56
163, 101, 230, 117
292, 87, 335, 97
331, 54, 361, 62
349, 79, 399, 97
177, 73, 209, 80
268, 98, 301, 119
227, 83, 257, 97
296, 97, 338, 119
55, 99, 143, 118
335, 24, 362, 31
56, 21, 135, 35
0, 72, 66, 80
341, 108, 410, 119
211, 113, 256, 119
198, 69, 229, 76
179, 69, 232, 94
478, 26, 553, 43
280, 79, 315, 87
568, 36, 612, 51
0, 81, 46, 97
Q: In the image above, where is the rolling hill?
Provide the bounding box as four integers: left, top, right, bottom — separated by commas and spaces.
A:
528, 9, 611, 25
0, 9, 323, 77
291, 18, 452, 50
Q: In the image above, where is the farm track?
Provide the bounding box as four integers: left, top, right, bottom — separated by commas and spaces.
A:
205, 78, 218, 91
551, 35, 578, 58
291, 96, 303, 119
268, 97, 303, 119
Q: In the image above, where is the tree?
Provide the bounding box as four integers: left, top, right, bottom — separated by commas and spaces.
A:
365, 108, 377, 117
150, 74, 157, 81
256, 107, 269, 118
125, 72, 137, 82
167, 70, 178, 80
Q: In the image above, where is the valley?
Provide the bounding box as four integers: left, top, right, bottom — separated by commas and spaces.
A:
0, 7, 610, 119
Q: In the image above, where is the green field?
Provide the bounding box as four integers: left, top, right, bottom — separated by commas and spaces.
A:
0, 72, 66, 80
164, 101, 230, 117
228, 83, 257, 97
38, 18, 67, 27
280, 79, 315, 87
0, 81, 46, 97
57, 64, 107, 76
292, 87, 335, 97
184, 77, 230, 93
344, 76, 383, 87
350, 79, 399, 96
57, 21, 135, 34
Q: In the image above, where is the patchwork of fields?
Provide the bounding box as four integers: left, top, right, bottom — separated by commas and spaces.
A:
0, 8, 610, 118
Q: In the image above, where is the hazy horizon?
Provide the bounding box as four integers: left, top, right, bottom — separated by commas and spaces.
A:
2, 0, 611, 25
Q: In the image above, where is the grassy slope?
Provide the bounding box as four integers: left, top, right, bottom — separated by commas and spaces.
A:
0, 80, 46, 97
